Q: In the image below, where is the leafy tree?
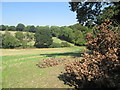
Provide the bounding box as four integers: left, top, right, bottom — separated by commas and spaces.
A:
29, 25, 36, 33
69, 2, 120, 25
59, 26, 73, 42
25, 25, 31, 32
69, 23, 90, 34
0, 25, 6, 31
73, 30, 86, 46
2, 31, 19, 48
8, 26, 16, 31
0, 33, 2, 48
15, 31, 24, 41
21, 40, 27, 48
34, 26, 53, 48
50, 26, 61, 37
96, 2, 120, 25
16, 23, 25, 31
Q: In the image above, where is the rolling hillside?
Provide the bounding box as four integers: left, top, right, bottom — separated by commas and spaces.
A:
0, 31, 76, 47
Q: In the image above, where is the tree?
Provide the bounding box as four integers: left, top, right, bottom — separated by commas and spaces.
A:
0, 33, 2, 48
16, 23, 25, 31
25, 25, 31, 32
63, 20, 120, 89
50, 26, 61, 37
2, 31, 19, 48
0, 25, 6, 31
96, 2, 120, 25
8, 26, 16, 31
15, 31, 24, 41
72, 30, 86, 46
69, 1, 119, 25
34, 26, 53, 48
29, 25, 36, 33
59, 26, 74, 42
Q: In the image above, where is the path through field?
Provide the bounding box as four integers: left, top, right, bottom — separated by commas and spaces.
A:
1, 47, 85, 88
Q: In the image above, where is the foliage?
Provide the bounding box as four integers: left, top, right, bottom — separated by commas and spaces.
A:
69, 2, 108, 25
2, 31, 20, 48
34, 26, 53, 48
15, 31, 24, 41
29, 25, 36, 33
50, 26, 61, 37
8, 26, 16, 31
25, 25, 31, 32
0, 25, 6, 31
0, 33, 2, 48
97, 2, 120, 25
21, 40, 28, 48
16, 23, 25, 31
63, 20, 120, 88
59, 26, 74, 43
69, 2, 120, 26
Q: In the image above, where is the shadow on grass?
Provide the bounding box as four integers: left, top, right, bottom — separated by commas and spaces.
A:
58, 73, 110, 89
58, 73, 91, 89
40, 51, 91, 58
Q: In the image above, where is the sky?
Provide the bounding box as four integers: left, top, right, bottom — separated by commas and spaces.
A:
1, 2, 78, 26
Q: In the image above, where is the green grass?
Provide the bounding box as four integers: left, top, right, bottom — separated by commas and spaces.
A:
52, 37, 75, 47
2, 46, 85, 88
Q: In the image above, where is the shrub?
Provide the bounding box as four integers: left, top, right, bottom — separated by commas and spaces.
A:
63, 19, 120, 88
2, 31, 20, 48
61, 42, 71, 47
0, 33, 2, 48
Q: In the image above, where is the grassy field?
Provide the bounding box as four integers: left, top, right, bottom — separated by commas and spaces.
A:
1, 47, 85, 88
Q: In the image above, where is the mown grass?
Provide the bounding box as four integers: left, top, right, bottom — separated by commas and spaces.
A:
2, 47, 85, 88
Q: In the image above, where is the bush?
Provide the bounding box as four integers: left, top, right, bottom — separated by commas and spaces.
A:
63, 19, 120, 88
61, 42, 71, 47
0, 33, 2, 48
2, 31, 20, 48
49, 42, 61, 48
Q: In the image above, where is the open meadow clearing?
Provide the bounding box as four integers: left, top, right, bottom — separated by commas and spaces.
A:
1, 47, 85, 88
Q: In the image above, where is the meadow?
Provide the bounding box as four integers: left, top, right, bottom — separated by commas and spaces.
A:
1, 47, 85, 88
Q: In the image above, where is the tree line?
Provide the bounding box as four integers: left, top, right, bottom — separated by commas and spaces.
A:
0, 23, 92, 49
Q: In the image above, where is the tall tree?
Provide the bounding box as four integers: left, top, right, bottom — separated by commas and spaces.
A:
29, 25, 36, 33
34, 26, 53, 48
0, 25, 6, 31
2, 31, 19, 48
96, 2, 120, 25
69, 1, 120, 25
16, 23, 25, 31
50, 26, 60, 37
8, 26, 16, 31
